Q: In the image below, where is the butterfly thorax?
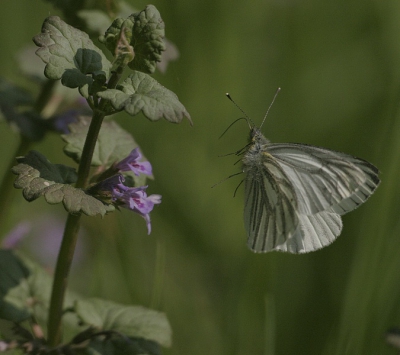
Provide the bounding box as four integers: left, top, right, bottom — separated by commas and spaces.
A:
242, 128, 271, 174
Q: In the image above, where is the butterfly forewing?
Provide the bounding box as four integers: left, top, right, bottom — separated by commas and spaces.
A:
267, 143, 380, 215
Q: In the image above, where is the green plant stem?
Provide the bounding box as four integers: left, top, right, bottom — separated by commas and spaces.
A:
46, 213, 81, 346
47, 69, 123, 346
75, 109, 107, 188
47, 109, 105, 346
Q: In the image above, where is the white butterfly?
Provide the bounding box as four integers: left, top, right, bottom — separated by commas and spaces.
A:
227, 90, 380, 253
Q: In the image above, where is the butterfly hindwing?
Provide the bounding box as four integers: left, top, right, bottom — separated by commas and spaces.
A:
281, 211, 343, 253
244, 151, 299, 252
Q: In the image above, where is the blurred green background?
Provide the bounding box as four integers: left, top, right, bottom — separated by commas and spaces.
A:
1, 0, 400, 354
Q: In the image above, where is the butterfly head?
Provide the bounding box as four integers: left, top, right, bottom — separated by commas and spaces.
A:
249, 126, 260, 139
249, 126, 270, 145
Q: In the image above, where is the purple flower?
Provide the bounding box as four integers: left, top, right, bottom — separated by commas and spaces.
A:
113, 184, 161, 234
115, 148, 152, 176
93, 174, 161, 234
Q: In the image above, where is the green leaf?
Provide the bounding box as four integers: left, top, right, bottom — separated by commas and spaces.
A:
74, 298, 172, 348
33, 16, 112, 98
16, 150, 77, 184
12, 152, 114, 217
62, 116, 152, 186
0, 250, 83, 337
99, 5, 165, 73
0, 78, 47, 141
0, 78, 33, 108
80, 337, 162, 355
0, 250, 31, 322
97, 71, 192, 124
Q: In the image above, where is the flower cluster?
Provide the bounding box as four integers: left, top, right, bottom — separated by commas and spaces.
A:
92, 148, 161, 234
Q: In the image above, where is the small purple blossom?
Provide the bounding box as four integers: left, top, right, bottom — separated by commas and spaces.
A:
94, 174, 161, 234
115, 148, 152, 176
113, 184, 161, 234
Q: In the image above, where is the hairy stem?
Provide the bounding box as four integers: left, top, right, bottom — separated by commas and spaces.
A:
47, 108, 105, 346
47, 69, 123, 346
46, 213, 81, 346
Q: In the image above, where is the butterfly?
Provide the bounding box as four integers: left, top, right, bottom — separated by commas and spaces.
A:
226, 89, 380, 253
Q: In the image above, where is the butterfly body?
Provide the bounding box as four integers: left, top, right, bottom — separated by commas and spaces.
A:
240, 127, 380, 254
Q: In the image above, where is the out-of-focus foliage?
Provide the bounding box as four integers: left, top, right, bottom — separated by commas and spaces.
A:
1, 1, 399, 354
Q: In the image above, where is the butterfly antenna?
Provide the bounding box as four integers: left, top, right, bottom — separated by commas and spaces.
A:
259, 87, 281, 129
226, 93, 254, 129
218, 117, 247, 139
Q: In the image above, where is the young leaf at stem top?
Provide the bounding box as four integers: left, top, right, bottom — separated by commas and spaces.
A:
33, 16, 112, 98
99, 5, 165, 73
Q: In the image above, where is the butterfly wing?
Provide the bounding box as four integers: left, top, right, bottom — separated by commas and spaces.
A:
243, 152, 299, 252
267, 143, 380, 216
244, 142, 379, 253
277, 211, 343, 253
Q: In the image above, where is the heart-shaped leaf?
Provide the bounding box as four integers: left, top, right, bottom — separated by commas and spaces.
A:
83, 337, 162, 355
62, 117, 151, 186
16, 150, 77, 184
97, 71, 192, 124
33, 16, 112, 98
74, 298, 172, 348
0, 250, 80, 323
12, 151, 114, 217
